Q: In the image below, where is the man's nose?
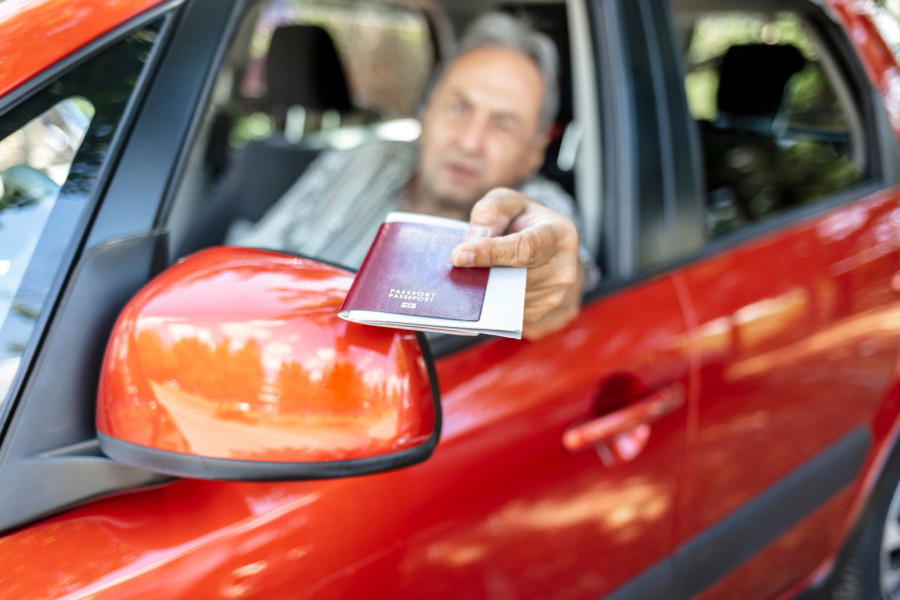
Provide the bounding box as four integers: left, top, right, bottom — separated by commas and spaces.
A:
456, 115, 488, 154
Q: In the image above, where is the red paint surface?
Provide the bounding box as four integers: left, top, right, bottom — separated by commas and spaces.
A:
669, 2, 900, 594
676, 186, 900, 598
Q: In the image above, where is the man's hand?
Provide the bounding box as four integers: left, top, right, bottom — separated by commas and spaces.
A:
450, 188, 585, 340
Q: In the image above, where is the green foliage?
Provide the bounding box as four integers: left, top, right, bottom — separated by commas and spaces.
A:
230, 112, 276, 148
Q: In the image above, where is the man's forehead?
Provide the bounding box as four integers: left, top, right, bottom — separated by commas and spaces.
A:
444, 45, 543, 83
437, 46, 545, 118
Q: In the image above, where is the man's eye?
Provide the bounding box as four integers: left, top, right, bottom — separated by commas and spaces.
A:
492, 119, 513, 133
449, 103, 467, 116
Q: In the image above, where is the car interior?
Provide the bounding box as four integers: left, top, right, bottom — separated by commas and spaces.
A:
164, 0, 870, 277
165, 0, 603, 269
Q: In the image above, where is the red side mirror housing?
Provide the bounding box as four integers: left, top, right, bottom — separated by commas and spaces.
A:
96, 247, 440, 480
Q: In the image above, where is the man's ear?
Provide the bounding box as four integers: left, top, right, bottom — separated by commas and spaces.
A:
417, 96, 431, 124
524, 128, 552, 178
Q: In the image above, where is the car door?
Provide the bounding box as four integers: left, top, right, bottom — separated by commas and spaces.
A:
663, 1, 900, 598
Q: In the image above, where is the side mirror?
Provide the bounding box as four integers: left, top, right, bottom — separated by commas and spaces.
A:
96, 247, 440, 480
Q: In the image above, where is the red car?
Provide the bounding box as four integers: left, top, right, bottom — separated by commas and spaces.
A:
2, 0, 900, 598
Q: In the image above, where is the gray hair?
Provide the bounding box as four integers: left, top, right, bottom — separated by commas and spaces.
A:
431, 12, 560, 133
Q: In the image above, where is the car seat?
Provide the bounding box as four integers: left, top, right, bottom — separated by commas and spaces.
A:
266, 24, 355, 138
701, 43, 806, 232
177, 24, 358, 257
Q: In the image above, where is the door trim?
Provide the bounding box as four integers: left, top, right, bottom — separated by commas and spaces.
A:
603, 426, 870, 599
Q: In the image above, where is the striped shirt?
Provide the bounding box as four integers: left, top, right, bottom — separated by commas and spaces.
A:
230, 140, 587, 271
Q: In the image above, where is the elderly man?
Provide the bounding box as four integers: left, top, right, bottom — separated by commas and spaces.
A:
234, 12, 593, 339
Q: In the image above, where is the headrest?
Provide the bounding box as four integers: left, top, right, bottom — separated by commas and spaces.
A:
716, 44, 806, 118
265, 24, 353, 112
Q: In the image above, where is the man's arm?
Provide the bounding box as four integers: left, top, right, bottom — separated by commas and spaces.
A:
450, 188, 586, 341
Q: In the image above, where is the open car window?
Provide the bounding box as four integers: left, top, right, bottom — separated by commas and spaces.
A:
169, 0, 589, 278
168, 0, 439, 260
165, 0, 597, 358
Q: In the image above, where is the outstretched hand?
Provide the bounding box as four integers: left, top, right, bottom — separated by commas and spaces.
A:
450, 188, 585, 340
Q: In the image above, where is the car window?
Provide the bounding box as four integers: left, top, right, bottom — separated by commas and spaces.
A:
0, 99, 94, 388
0, 24, 160, 407
676, 9, 869, 237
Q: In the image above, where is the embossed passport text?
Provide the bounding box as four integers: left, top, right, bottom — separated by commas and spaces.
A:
338, 213, 526, 338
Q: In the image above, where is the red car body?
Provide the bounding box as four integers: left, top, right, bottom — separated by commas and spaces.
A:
2, 0, 900, 598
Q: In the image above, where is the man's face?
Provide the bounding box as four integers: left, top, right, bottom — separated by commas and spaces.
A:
416, 46, 549, 216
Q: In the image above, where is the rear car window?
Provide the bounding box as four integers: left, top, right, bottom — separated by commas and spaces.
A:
676, 9, 868, 237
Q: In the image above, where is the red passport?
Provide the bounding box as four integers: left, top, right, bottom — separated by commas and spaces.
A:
338, 213, 526, 338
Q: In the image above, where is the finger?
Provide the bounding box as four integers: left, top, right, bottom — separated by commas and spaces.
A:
453, 189, 532, 266
462, 224, 493, 241
523, 289, 567, 321
524, 261, 579, 292
523, 284, 567, 308
451, 229, 546, 268
467, 188, 532, 236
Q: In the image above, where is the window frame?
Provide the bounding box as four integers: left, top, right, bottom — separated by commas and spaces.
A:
576, 0, 900, 310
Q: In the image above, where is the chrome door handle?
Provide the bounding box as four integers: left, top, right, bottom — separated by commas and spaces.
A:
562, 382, 685, 454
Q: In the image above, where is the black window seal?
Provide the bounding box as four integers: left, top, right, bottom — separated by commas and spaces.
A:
635, 0, 679, 268
578, 179, 889, 308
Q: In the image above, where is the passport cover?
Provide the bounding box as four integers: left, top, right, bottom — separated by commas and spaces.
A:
341, 220, 489, 321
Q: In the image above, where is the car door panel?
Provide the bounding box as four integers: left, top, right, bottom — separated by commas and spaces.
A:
676, 188, 900, 598
680, 425, 869, 600
392, 276, 690, 599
